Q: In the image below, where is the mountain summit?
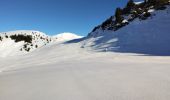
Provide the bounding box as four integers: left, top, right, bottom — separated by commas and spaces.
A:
53, 32, 83, 42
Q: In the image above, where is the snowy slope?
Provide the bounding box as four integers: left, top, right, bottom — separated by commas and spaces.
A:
0, 1, 170, 100
0, 31, 82, 57
0, 40, 170, 100
0, 30, 52, 57
85, 4, 170, 55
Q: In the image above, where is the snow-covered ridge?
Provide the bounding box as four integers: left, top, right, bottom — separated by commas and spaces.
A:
0, 30, 82, 57
89, 0, 170, 35
85, 1, 170, 55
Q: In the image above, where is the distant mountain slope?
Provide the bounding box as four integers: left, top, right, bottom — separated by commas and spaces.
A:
0, 30, 82, 57
84, 0, 170, 55
53, 32, 83, 42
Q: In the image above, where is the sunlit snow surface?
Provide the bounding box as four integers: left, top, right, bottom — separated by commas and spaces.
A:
0, 42, 170, 100
0, 4, 170, 100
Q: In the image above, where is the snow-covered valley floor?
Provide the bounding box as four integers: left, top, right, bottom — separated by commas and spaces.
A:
0, 42, 170, 100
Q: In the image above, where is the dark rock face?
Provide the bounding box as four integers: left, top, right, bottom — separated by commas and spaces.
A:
90, 0, 170, 35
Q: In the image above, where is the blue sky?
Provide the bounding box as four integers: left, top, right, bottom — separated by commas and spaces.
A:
0, 0, 141, 36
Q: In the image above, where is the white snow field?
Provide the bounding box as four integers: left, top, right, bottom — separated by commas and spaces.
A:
0, 41, 170, 100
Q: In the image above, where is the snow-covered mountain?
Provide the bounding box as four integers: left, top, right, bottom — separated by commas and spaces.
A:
1, 1, 170, 100
53, 32, 83, 42
84, 0, 170, 55
0, 30, 82, 57
0, 1, 170, 57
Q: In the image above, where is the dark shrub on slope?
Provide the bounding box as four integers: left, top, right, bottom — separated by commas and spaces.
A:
35, 45, 38, 48
10, 34, 32, 43
5, 35, 8, 38
101, 16, 114, 30
0, 36, 2, 41
115, 8, 124, 23
123, 0, 135, 14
